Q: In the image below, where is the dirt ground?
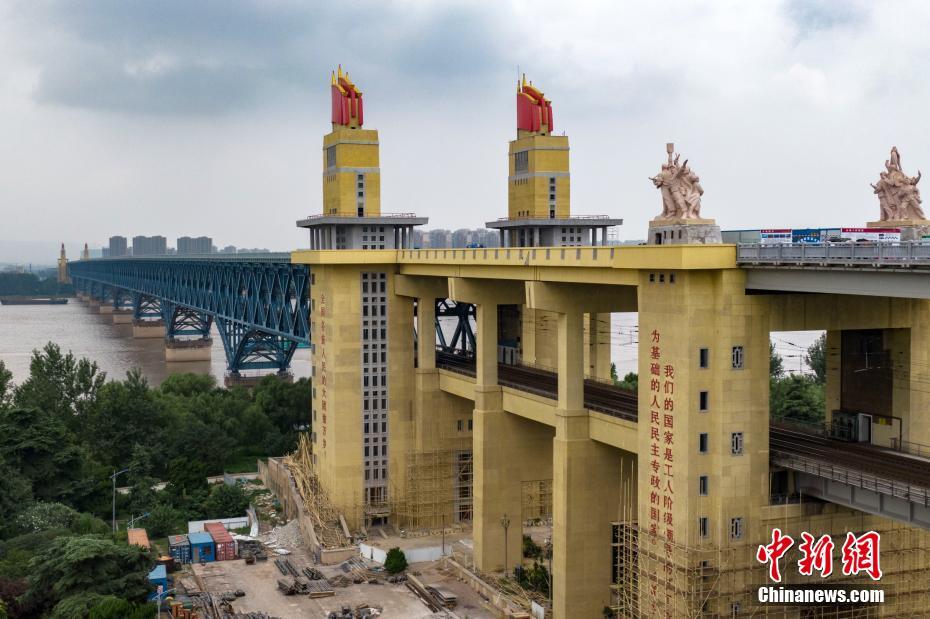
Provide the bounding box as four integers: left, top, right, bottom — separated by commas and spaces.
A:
192, 544, 496, 619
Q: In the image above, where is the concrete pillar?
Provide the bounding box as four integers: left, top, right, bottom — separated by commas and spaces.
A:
98, 304, 114, 314
417, 298, 436, 370
165, 338, 212, 362
476, 303, 497, 387
552, 413, 625, 619
132, 320, 165, 339
112, 309, 133, 324
557, 310, 584, 410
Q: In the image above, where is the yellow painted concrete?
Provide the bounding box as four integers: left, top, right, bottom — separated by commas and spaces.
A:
322, 126, 381, 217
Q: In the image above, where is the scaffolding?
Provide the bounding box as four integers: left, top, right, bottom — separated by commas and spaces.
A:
610, 496, 930, 617
521, 479, 553, 524
282, 433, 351, 549
390, 448, 474, 531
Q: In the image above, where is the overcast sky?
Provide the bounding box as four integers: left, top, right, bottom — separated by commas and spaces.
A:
1, 0, 929, 263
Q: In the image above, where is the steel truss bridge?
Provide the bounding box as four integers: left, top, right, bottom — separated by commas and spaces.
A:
69, 256, 478, 376
69, 255, 310, 375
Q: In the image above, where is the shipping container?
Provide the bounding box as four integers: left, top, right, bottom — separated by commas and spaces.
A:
127, 528, 151, 550
188, 531, 216, 563
168, 534, 192, 564
204, 522, 236, 561
147, 564, 168, 601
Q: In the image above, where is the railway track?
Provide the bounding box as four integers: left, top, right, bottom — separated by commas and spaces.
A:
436, 352, 638, 421
771, 424, 930, 488
436, 352, 930, 492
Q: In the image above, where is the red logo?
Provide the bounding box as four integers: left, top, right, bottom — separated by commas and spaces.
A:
757, 529, 882, 582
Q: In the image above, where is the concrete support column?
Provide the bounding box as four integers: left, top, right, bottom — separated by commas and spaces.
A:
132, 320, 165, 339
165, 338, 212, 362
557, 310, 584, 410
112, 309, 133, 324
476, 303, 498, 387
552, 412, 624, 619
98, 303, 114, 314
417, 298, 436, 370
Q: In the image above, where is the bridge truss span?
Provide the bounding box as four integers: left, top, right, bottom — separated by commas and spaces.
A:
69, 256, 310, 375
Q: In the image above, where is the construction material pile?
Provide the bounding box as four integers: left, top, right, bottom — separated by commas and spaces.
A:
284, 435, 351, 549
274, 557, 335, 598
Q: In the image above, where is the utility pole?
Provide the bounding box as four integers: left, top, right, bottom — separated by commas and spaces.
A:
545, 536, 553, 609
441, 514, 446, 557
500, 513, 511, 576
110, 467, 131, 533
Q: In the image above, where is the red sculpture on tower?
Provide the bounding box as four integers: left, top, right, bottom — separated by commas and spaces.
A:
331, 66, 363, 128
516, 75, 553, 134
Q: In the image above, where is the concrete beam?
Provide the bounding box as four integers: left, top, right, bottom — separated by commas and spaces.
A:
745, 267, 930, 299
525, 281, 636, 313
447, 277, 525, 305
393, 274, 448, 299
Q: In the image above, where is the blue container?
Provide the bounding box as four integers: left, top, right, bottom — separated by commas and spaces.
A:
147, 564, 169, 600
188, 531, 216, 563
168, 534, 191, 565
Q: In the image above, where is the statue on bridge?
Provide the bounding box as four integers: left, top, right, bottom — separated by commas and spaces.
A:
873, 146, 926, 221
650, 143, 705, 220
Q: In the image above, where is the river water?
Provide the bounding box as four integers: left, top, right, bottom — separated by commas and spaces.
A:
0, 300, 311, 386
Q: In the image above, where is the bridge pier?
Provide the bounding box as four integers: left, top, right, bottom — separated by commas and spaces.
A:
112, 308, 133, 324
132, 319, 164, 339
165, 338, 213, 362
98, 304, 113, 314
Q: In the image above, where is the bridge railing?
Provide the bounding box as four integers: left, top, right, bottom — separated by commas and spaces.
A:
771, 449, 930, 506
890, 437, 930, 460
738, 242, 930, 265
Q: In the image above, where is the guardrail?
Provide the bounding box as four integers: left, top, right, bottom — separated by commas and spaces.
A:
771, 449, 930, 506
300, 212, 421, 219
78, 252, 292, 263
737, 242, 930, 265
890, 437, 930, 460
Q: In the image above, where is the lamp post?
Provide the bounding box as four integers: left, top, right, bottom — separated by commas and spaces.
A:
154, 586, 175, 618
110, 467, 131, 533
545, 536, 553, 610
500, 513, 511, 576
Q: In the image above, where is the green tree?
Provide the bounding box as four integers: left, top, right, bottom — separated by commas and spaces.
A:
617, 372, 638, 392
0, 361, 12, 410
84, 370, 160, 470
159, 373, 216, 398
0, 407, 94, 506
146, 503, 185, 539
12, 502, 79, 535
384, 547, 408, 574
202, 483, 250, 519
769, 343, 784, 378
13, 343, 104, 428
609, 363, 619, 383
21, 536, 151, 616
771, 375, 825, 424
806, 333, 827, 383
0, 461, 31, 526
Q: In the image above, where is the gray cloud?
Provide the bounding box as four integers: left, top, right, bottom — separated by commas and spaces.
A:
13, 0, 507, 115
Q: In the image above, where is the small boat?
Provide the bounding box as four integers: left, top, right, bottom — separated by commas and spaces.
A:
0, 296, 69, 305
